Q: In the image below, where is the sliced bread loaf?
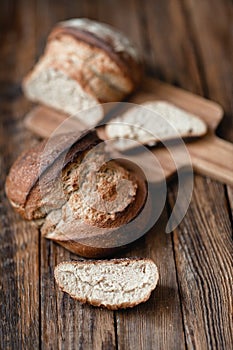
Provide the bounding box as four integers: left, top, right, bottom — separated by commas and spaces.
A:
54, 258, 158, 309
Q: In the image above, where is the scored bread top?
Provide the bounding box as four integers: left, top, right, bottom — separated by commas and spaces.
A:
58, 18, 140, 61
48, 18, 143, 87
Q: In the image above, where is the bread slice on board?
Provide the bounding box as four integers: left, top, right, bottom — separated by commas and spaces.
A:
105, 101, 207, 149
54, 258, 158, 309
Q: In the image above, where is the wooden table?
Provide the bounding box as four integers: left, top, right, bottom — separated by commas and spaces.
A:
0, 1, 232, 349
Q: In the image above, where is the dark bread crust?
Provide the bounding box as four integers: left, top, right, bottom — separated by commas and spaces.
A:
49, 25, 142, 89
51, 239, 123, 259
5, 130, 100, 219
54, 258, 158, 309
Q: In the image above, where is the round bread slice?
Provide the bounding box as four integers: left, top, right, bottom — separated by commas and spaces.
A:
54, 258, 159, 309
5, 130, 148, 257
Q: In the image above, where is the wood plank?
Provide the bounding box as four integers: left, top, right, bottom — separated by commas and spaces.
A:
179, 8, 233, 339
96, 1, 186, 348
142, 0, 204, 94
176, 2, 233, 346
182, 0, 233, 141
169, 177, 233, 349
115, 211, 186, 350
142, 0, 233, 349
0, 1, 40, 348
40, 238, 116, 350
0, 200, 39, 349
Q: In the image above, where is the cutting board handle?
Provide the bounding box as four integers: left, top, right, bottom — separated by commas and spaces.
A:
188, 134, 233, 186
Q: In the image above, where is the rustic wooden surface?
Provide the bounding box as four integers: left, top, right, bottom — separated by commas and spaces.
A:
0, 1, 232, 349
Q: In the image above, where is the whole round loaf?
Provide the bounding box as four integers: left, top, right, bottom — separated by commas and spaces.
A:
23, 18, 143, 126
5, 130, 148, 257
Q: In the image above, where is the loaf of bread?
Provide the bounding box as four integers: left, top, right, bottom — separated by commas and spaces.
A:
5, 130, 148, 257
54, 258, 158, 309
105, 101, 207, 149
23, 18, 142, 126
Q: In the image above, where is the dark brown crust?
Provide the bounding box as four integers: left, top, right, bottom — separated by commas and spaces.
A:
43, 197, 151, 257
54, 258, 158, 309
52, 239, 123, 259
5, 130, 100, 219
48, 25, 143, 88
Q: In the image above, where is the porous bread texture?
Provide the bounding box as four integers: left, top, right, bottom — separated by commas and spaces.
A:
23, 66, 101, 126
40, 153, 138, 251
65, 161, 137, 226
23, 18, 142, 124
54, 258, 159, 309
106, 101, 208, 149
42, 148, 137, 229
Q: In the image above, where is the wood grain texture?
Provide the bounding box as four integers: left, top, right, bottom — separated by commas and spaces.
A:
141, 0, 204, 93
40, 239, 116, 350
0, 1, 40, 349
168, 177, 233, 349
140, 0, 233, 349
114, 211, 186, 350
181, 0, 233, 141
0, 0, 232, 349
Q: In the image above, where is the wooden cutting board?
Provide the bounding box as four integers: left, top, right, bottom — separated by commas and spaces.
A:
24, 77, 233, 186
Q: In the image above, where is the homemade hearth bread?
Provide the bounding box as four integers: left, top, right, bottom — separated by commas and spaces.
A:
5, 130, 147, 257
23, 18, 142, 126
54, 258, 158, 309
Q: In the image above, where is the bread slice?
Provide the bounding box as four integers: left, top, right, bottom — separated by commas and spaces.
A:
54, 258, 158, 309
105, 101, 208, 149
23, 18, 142, 125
